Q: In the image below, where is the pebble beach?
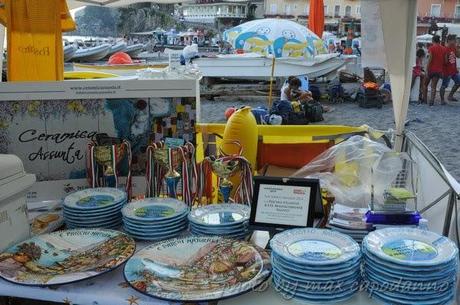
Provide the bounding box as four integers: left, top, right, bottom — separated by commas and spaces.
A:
200, 98, 460, 181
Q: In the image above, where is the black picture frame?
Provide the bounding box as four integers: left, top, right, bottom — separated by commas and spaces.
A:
249, 176, 321, 231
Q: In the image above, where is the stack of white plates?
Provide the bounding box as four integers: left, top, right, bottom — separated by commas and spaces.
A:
122, 198, 189, 241
188, 204, 250, 239
363, 228, 459, 305
63, 188, 126, 229
270, 228, 361, 303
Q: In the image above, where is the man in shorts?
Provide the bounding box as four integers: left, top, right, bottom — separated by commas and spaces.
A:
423, 35, 445, 105
440, 34, 460, 103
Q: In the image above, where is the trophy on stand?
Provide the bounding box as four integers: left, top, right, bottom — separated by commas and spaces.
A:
209, 158, 241, 203
197, 141, 253, 205
146, 141, 197, 205
87, 134, 132, 198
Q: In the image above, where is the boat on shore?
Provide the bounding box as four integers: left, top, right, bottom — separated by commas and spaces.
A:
106, 41, 127, 58
125, 44, 144, 58
72, 44, 112, 62
72, 62, 169, 76
192, 53, 345, 79
64, 45, 77, 62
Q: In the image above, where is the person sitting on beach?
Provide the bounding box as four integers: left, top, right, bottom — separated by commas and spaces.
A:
440, 34, 460, 103
281, 76, 332, 113
281, 76, 313, 103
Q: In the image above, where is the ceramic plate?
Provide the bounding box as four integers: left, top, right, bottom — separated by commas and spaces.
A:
188, 204, 250, 227
362, 247, 457, 272
64, 188, 126, 211
190, 222, 248, 232
123, 224, 187, 237
124, 236, 271, 301
123, 219, 188, 231
122, 213, 188, 226
63, 201, 125, 216
370, 289, 454, 305
122, 198, 189, 222
0, 229, 135, 286
363, 228, 459, 267
272, 252, 360, 273
189, 224, 248, 235
64, 213, 121, 224
273, 276, 359, 302
270, 228, 360, 266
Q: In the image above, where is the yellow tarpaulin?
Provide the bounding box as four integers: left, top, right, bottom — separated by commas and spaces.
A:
0, 0, 75, 81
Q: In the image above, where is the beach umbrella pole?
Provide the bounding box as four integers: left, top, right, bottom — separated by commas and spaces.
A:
268, 56, 276, 108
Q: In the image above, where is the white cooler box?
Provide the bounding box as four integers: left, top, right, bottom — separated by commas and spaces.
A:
0, 154, 35, 251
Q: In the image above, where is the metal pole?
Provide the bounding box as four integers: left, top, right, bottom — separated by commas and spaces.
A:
268, 56, 276, 108
442, 190, 456, 237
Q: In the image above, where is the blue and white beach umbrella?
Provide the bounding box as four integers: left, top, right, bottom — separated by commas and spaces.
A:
223, 19, 327, 58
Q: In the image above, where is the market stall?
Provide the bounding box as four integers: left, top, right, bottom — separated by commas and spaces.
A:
0, 0, 459, 305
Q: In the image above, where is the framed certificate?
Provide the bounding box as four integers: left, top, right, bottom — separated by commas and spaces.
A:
249, 176, 321, 230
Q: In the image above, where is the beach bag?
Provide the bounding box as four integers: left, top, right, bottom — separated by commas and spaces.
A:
270, 100, 292, 124
251, 107, 269, 124
287, 112, 309, 125
305, 101, 324, 123
308, 85, 321, 100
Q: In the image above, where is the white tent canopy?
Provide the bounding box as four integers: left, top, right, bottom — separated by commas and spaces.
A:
67, 0, 191, 9
378, 0, 417, 151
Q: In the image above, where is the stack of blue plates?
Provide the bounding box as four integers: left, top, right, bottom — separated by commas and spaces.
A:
63, 188, 126, 229
270, 228, 361, 303
122, 198, 189, 241
188, 204, 250, 239
363, 228, 459, 305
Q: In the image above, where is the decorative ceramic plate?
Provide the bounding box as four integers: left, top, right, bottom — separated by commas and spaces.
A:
188, 204, 250, 227
122, 198, 189, 222
363, 228, 458, 266
63, 201, 125, 215
124, 236, 271, 302
123, 220, 188, 232
64, 188, 126, 210
0, 229, 135, 286
270, 228, 360, 266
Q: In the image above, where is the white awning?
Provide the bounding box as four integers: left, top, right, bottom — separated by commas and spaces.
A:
67, 0, 192, 9
378, 0, 417, 151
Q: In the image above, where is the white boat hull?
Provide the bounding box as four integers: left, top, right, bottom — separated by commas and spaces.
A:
193, 54, 345, 79
72, 63, 169, 76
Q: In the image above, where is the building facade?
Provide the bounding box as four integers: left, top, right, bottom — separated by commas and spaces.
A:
263, 0, 361, 36
182, 0, 255, 30
417, 0, 460, 34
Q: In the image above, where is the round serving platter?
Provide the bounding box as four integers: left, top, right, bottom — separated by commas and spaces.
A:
0, 229, 135, 286
124, 236, 271, 302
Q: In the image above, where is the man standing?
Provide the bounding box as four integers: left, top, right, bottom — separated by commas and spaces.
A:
423, 35, 445, 105
440, 35, 460, 103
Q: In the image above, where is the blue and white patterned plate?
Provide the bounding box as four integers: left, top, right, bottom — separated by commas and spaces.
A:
270, 228, 360, 266
123, 219, 188, 232
188, 204, 250, 227
63, 200, 126, 215
122, 198, 189, 222
363, 228, 458, 267
63, 188, 126, 211
123, 222, 188, 235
